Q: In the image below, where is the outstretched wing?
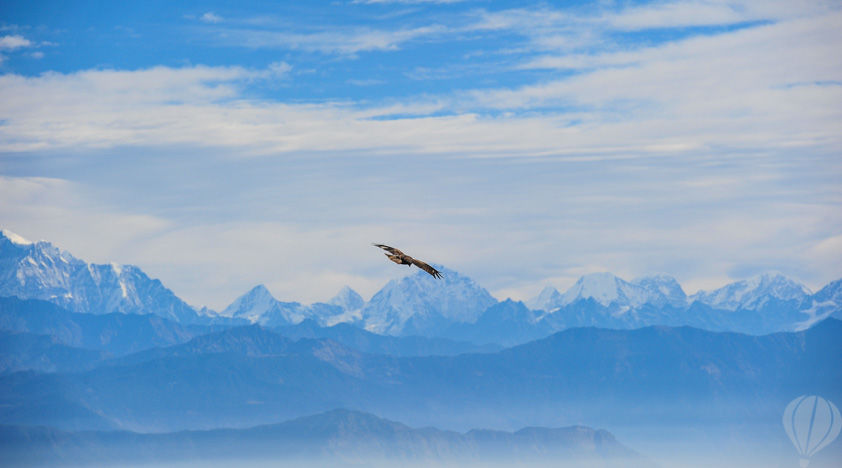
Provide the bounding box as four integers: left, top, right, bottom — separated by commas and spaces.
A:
410, 258, 443, 279
373, 243, 407, 256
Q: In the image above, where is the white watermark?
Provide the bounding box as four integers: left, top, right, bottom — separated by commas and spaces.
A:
782, 395, 841, 467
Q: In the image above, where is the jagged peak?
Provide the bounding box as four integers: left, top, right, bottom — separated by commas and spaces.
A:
561, 272, 635, 307
244, 284, 274, 297
526, 285, 563, 311
328, 286, 364, 310
221, 284, 280, 319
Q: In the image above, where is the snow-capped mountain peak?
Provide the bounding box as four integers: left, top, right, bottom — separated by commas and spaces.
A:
221, 284, 278, 321
0, 228, 204, 322
560, 272, 648, 308
691, 272, 811, 311
526, 286, 563, 311
0, 229, 33, 246
632, 274, 687, 308
221, 284, 354, 327
361, 266, 497, 335
328, 286, 364, 311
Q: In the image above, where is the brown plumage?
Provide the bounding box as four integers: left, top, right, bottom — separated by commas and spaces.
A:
372, 244, 443, 279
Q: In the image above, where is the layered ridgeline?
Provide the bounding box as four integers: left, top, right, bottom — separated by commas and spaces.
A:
2, 229, 841, 342
2, 317, 839, 433
0, 409, 648, 468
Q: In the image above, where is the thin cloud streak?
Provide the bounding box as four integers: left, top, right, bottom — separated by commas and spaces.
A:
202, 24, 448, 55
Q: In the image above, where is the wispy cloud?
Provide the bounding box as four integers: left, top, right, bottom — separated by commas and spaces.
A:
200, 12, 224, 24
204, 24, 447, 55
352, 0, 465, 4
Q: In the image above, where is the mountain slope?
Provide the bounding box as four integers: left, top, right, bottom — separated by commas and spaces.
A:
361, 267, 497, 336
527, 286, 563, 311
691, 272, 811, 310
274, 319, 501, 356
795, 279, 842, 329
0, 230, 205, 323
530, 272, 840, 335
443, 299, 551, 346
0, 330, 105, 373
559, 273, 651, 308
0, 296, 201, 356
221, 284, 352, 327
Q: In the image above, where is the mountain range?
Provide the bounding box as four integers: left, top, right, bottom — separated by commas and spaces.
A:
2, 229, 842, 466
1, 228, 840, 342
2, 316, 839, 433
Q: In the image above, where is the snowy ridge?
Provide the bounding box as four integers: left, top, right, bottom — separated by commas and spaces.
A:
632, 275, 687, 308
0, 229, 33, 246
558, 273, 662, 308
529, 274, 687, 311
793, 279, 842, 330
328, 286, 364, 312
0, 229, 204, 322
221, 285, 279, 322
361, 266, 497, 336
2, 229, 840, 336
526, 271, 837, 335
221, 284, 364, 327
690, 272, 811, 311
526, 286, 563, 311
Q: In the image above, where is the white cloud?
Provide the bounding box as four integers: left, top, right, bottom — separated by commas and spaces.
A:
0, 176, 171, 264
0, 34, 32, 50
3, 8, 840, 160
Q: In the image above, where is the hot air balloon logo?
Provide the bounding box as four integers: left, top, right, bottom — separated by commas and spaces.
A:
782, 395, 841, 467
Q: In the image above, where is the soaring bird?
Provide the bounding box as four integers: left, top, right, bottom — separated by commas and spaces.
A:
373, 244, 443, 279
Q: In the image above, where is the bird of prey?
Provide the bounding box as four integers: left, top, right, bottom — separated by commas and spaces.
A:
372, 244, 443, 279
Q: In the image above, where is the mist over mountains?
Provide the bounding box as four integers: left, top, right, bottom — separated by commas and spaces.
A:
1, 229, 841, 467
0, 409, 650, 468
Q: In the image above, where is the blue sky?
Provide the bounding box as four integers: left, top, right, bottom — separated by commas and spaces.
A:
1, 0, 841, 309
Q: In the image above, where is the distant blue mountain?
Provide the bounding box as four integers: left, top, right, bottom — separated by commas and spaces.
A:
274, 319, 501, 356
0, 296, 203, 356
442, 299, 551, 346
0, 409, 648, 467
3, 319, 838, 432
0, 330, 105, 374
